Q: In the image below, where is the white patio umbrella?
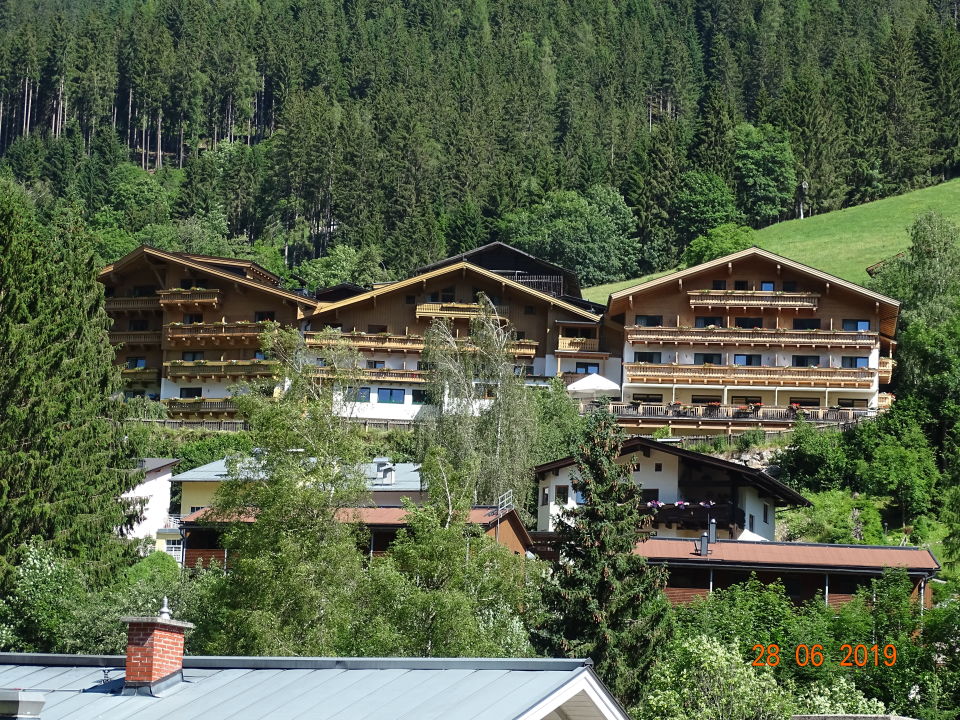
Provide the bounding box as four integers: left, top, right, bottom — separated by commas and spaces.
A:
565, 373, 621, 401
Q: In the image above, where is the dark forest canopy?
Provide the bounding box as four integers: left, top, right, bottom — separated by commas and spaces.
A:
2, 0, 960, 285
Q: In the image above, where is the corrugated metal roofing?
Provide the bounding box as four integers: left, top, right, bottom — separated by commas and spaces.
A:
0, 656, 611, 720
634, 537, 940, 572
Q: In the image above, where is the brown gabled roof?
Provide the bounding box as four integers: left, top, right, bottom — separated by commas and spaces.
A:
100, 246, 318, 309
634, 537, 940, 574
533, 436, 810, 507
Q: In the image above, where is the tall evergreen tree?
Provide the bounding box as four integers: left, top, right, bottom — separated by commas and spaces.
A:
0, 180, 137, 583
536, 407, 673, 710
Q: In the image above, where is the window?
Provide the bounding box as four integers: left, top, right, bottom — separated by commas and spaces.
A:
179, 387, 203, 399
632, 393, 663, 403
792, 318, 821, 330
254, 350, 267, 360
763, 504, 769, 524
346, 387, 370, 402
367, 324, 388, 334
633, 351, 662, 363
634, 315, 663, 327
183, 313, 203, 325
133, 285, 157, 297
842, 319, 870, 331
841, 356, 869, 369
189, 506, 206, 514
124, 389, 146, 399
734, 280, 748, 291
441, 287, 455, 303
514, 365, 534, 376
760, 281, 775, 292
524, 305, 535, 315
182, 351, 204, 362
782, 281, 797, 292
165, 539, 183, 562
712, 280, 726, 290
377, 388, 405, 404
405, 295, 416, 305
128, 318, 149, 331
641, 488, 660, 501
555, 486, 570, 504
749, 514, 755, 532
691, 395, 722, 404
367, 360, 386, 369
788, 397, 820, 407
104, 286, 116, 297
694, 353, 722, 365
792, 355, 821, 367
181, 278, 208, 289
575, 362, 600, 374
733, 354, 761, 366
125, 356, 146, 369
541, 487, 550, 506
837, 398, 868, 408
417, 361, 435, 371
732, 395, 762, 405
654, 463, 663, 473
695, 316, 723, 328
412, 389, 428, 405
254, 311, 275, 322
515, 331, 526, 340
734, 317, 763, 329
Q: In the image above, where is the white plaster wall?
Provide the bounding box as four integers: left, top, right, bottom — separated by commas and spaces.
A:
630, 449, 679, 502
739, 487, 775, 540
122, 467, 173, 539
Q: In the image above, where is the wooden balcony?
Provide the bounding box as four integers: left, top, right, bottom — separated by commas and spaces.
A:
164, 398, 239, 415
879, 357, 895, 384
687, 290, 819, 309
623, 362, 877, 388
877, 392, 894, 410
313, 367, 426, 383
105, 296, 161, 312
650, 503, 745, 533
157, 288, 221, 309
305, 333, 539, 357
626, 326, 879, 348
167, 322, 267, 345
109, 331, 162, 346
121, 367, 160, 383
556, 336, 599, 352
164, 360, 279, 380
415, 302, 508, 319
603, 401, 876, 424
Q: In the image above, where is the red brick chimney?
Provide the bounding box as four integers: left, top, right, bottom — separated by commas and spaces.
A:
121, 597, 194, 691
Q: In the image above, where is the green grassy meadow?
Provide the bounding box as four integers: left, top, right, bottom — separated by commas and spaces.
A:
583, 179, 960, 304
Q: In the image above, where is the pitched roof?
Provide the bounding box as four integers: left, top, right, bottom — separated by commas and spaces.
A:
306, 261, 601, 322
412, 242, 582, 297
634, 537, 940, 574
0, 654, 629, 720
533, 436, 810, 507
607, 247, 901, 338
99, 246, 318, 309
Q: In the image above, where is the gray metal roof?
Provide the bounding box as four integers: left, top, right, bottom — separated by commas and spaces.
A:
0, 655, 621, 720
172, 457, 423, 493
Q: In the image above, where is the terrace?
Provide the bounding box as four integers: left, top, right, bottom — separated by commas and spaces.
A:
626, 325, 878, 348
623, 362, 877, 389
687, 289, 819, 309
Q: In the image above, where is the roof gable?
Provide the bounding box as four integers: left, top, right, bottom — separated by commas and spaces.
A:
307, 261, 600, 321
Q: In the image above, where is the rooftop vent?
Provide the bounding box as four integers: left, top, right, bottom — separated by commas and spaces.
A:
0, 691, 44, 719
372, 458, 395, 485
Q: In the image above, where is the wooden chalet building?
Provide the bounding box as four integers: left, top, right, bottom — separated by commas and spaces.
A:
603, 247, 899, 435
99, 246, 317, 418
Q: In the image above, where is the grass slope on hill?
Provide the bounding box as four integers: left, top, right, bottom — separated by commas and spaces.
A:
583, 179, 960, 304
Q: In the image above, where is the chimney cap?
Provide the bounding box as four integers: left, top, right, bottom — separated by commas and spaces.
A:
121, 597, 194, 630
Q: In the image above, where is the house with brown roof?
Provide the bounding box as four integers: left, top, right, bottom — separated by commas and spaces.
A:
604, 247, 899, 435
99, 246, 317, 419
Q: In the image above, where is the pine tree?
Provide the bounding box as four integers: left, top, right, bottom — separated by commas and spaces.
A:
536, 407, 673, 710
0, 180, 138, 583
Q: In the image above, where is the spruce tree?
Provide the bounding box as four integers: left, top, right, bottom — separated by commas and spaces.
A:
0, 180, 137, 583
536, 407, 673, 710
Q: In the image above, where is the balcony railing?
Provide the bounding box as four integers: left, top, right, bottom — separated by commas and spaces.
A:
157, 288, 221, 307
313, 366, 426, 383
164, 398, 239, 414
109, 331, 162, 345
164, 514, 183, 529
649, 503, 745, 531
877, 392, 894, 410
164, 360, 279, 379
121, 367, 160, 382
687, 290, 819, 309
623, 362, 877, 388
603, 402, 876, 424
305, 333, 539, 357
626, 326, 878, 347
166, 322, 267, 344
415, 302, 509, 319
557, 336, 599, 352
105, 296, 161, 311
879, 357, 895, 384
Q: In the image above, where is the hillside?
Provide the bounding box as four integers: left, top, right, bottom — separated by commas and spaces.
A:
583, 179, 960, 304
